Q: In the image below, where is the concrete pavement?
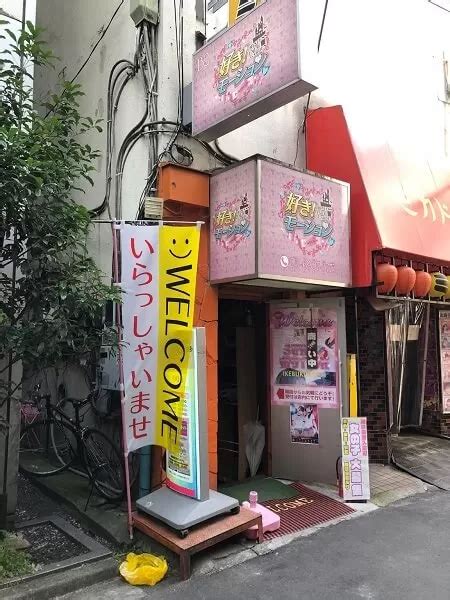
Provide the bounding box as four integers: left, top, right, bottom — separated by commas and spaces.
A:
57, 490, 450, 600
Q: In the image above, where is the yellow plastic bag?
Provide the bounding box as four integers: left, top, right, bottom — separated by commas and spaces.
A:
119, 552, 168, 586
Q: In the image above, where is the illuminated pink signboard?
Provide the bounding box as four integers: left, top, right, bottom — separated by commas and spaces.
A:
192, 0, 318, 141
210, 156, 351, 288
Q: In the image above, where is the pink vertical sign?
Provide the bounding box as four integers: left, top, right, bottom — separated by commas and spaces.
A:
210, 161, 256, 282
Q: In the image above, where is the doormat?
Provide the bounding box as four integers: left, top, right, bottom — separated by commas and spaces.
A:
261, 482, 355, 539
219, 477, 297, 504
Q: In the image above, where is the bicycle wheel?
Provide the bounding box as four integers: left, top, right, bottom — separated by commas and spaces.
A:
20, 419, 75, 476
82, 428, 125, 501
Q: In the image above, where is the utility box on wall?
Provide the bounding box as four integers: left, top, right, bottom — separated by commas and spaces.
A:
192, 0, 319, 141
210, 156, 352, 289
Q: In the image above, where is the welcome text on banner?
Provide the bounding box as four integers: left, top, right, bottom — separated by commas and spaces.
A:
120, 223, 200, 454
155, 225, 201, 449
120, 224, 159, 453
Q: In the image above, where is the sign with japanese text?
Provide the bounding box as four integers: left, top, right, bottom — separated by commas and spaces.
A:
270, 306, 339, 408
209, 156, 351, 286
228, 0, 265, 27
193, 0, 317, 141
259, 159, 351, 286
119, 224, 200, 453
210, 161, 256, 282
341, 417, 370, 502
120, 225, 159, 452
439, 311, 450, 414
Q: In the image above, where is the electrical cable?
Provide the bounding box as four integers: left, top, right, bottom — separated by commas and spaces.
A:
213, 139, 238, 163
70, 0, 125, 84
292, 0, 329, 166
89, 60, 136, 217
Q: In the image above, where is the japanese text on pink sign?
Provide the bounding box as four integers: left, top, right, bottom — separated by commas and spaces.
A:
259, 161, 351, 285
270, 306, 339, 408
120, 225, 159, 452
341, 417, 370, 501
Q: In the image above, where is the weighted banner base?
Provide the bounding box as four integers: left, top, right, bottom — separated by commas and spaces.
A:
136, 486, 239, 531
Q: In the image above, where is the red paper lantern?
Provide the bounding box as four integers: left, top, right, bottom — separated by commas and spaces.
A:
376, 263, 398, 294
413, 271, 432, 297
395, 266, 416, 295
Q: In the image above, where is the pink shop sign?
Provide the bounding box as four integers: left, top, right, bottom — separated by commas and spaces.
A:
259, 160, 351, 286
210, 161, 257, 282
192, 0, 317, 141
209, 156, 351, 287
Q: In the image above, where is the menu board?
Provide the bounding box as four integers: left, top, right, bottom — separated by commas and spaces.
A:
439, 311, 450, 414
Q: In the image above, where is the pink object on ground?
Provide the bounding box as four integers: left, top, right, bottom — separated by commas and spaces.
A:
242, 491, 280, 540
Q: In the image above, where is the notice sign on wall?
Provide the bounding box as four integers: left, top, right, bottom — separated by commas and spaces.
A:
439, 311, 450, 414
341, 417, 370, 502
271, 306, 339, 408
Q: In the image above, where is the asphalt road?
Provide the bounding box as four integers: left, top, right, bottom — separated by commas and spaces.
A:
59, 490, 450, 600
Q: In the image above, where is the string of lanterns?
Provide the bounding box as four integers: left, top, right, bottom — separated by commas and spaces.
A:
376, 263, 450, 299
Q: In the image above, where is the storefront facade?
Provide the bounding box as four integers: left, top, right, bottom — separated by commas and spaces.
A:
306, 105, 450, 462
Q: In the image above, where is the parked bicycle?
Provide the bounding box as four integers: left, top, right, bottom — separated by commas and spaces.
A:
19, 387, 124, 502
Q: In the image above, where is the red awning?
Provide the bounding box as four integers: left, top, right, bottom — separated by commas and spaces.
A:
306, 105, 450, 287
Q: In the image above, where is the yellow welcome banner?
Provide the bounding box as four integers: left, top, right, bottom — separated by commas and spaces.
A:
155, 225, 200, 450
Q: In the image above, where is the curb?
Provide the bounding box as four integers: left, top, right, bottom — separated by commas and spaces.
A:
24, 474, 128, 547
4, 557, 118, 600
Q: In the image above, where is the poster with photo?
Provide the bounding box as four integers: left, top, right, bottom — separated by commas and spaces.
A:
439, 311, 450, 414
271, 306, 339, 408
290, 403, 319, 444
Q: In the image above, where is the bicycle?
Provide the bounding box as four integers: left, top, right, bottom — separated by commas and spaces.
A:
56, 383, 140, 488
19, 389, 125, 502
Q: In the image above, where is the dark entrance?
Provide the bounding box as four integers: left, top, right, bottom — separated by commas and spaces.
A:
217, 299, 268, 484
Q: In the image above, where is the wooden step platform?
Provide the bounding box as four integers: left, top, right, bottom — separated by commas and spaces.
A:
133, 506, 263, 580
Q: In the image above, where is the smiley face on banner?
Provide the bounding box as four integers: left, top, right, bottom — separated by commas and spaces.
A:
156, 225, 201, 450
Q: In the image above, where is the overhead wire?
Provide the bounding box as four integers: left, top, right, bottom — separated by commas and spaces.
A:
70, 0, 125, 84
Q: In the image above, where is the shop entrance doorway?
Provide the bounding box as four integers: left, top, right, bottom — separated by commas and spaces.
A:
270, 298, 348, 485
217, 299, 268, 485
386, 302, 430, 432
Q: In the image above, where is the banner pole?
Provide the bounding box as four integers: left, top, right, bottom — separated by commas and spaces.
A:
111, 222, 134, 540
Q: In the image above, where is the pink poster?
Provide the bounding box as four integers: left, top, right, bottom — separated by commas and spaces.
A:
271, 306, 339, 408
260, 160, 351, 286
439, 311, 450, 414
210, 161, 256, 282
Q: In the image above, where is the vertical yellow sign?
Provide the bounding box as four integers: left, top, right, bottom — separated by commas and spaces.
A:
156, 225, 200, 450
228, 0, 264, 27
347, 354, 358, 417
